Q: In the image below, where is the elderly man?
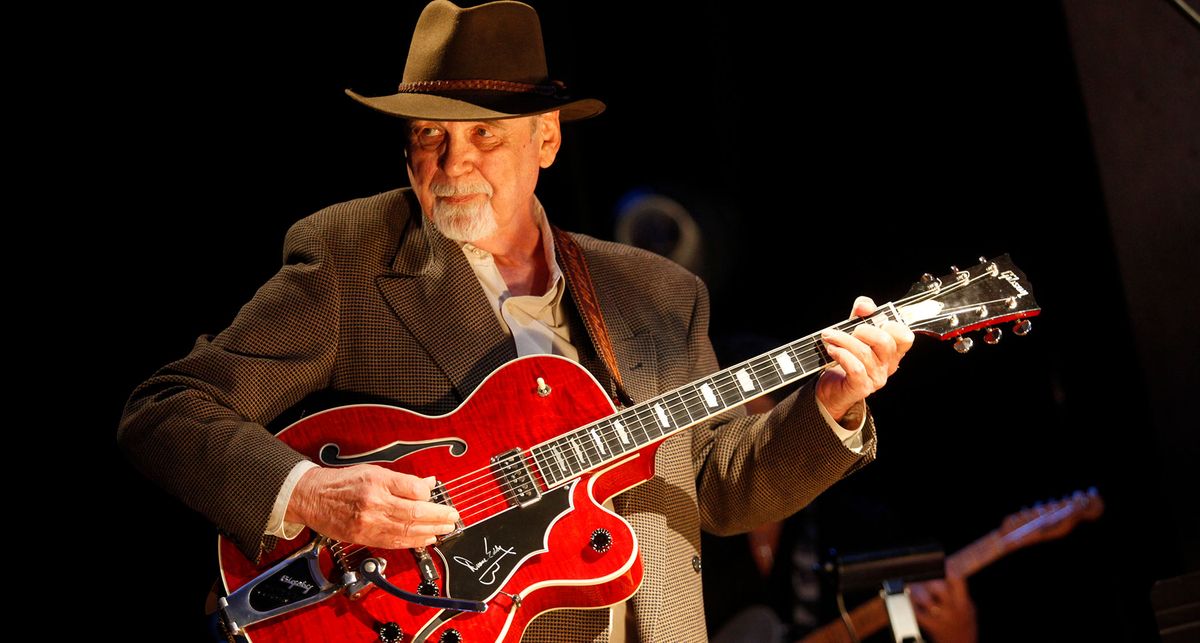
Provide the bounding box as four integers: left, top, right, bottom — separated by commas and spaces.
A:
118, 1, 912, 641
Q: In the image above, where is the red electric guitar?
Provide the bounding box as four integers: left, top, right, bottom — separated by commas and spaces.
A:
213, 255, 1040, 643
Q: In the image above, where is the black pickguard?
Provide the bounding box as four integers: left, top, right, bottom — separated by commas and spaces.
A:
434, 483, 574, 602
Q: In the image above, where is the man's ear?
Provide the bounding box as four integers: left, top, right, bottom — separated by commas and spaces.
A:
537, 111, 562, 168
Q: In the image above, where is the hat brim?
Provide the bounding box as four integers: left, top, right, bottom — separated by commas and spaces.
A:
345, 89, 605, 122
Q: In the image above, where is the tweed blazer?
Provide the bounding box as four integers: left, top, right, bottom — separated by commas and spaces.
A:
118, 188, 876, 642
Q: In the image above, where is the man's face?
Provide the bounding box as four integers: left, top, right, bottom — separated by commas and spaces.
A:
406, 112, 561, 243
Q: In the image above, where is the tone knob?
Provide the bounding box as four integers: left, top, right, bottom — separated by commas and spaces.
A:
590, 528, 613, 553
1013, 319, 1033, 336
983, 327, 1002, 345
953, 336, 974, 354
377, 621, 405, 643
439, 629, 462, 643
417, 580, 439, 596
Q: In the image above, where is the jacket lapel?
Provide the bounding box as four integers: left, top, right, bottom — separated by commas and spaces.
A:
565, 234, 659, 405
376, 209, 516, 402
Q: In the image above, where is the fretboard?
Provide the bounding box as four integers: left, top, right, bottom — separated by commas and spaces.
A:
530, 304, 902, 488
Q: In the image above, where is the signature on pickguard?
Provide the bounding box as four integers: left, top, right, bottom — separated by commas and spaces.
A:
453, 538, 518, 586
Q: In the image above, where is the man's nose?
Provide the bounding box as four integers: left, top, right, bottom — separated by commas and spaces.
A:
439, 135, 477, 177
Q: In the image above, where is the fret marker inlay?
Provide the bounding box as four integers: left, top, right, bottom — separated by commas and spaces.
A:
736, 369, 755, 392
776, 353, 796, 374
591, 429, 606, 454
654, 404, 670, 428
614, 420, 630, 444
700, 383, 719, 407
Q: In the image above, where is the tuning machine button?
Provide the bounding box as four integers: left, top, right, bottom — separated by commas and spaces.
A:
983, 327, 1002, 345
1013, 319, 1033, 336
590, 528, 613, 553
953, 336, 974, 354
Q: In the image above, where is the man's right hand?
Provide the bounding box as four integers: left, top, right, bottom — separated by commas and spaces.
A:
285, 465, 460, 549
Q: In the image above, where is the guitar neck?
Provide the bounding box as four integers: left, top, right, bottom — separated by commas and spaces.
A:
530, 305, 905, 489
800, 531, 1008, 643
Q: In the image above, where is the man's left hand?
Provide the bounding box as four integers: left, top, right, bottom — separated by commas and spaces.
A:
816, 296, 914, 421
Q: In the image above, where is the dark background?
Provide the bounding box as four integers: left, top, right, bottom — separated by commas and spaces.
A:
101, 2, 1197, 641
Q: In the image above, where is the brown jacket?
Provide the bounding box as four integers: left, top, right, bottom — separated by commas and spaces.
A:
118, 188, 875, 642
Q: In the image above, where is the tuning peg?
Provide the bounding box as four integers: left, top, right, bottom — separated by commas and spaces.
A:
978, 256, 988, 264
1013, 319, 1033, 336
983, 327, 1002, 345
919, 273, 941, 291
953, 336, 974, 354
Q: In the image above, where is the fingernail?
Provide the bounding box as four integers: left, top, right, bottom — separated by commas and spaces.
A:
423, 475, 437, 486
426, 536, 437, 545
441, 523, 457, 532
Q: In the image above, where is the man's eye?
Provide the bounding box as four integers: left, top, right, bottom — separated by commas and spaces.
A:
474, 127, 494, 138
418, 127, 442, 137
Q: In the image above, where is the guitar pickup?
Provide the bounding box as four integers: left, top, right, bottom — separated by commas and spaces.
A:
491, 449, 542, 508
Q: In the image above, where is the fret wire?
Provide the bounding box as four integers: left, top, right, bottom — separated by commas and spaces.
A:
534, 324, 887, 486
531, 446, 556, 487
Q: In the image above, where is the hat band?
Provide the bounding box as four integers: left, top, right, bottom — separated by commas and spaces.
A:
396, 79, 565, 97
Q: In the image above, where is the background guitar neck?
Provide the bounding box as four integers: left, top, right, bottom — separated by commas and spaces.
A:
799, 529, 1012, 643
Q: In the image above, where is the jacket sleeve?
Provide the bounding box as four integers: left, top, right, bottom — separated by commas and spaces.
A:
687, 275, 877, 536
117, 217, 339, 560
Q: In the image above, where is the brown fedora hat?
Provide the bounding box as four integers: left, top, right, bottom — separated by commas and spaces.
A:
346, 0, 605, 122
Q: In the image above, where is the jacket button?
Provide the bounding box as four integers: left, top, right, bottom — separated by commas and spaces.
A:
691, 555, 702, 573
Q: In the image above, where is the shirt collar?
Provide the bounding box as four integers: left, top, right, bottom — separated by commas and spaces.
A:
460, 197, 564, 296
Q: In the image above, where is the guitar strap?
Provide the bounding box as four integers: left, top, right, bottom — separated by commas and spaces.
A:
552, 225, 635, 408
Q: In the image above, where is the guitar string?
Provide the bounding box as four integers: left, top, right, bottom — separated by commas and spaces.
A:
440, 311, 874, 506
435, 270, 1015, 519
455, 337, 862, 523
444, 339, 831, 517
448, 348, 825, 523
443, 296, 976, 517
448, 317, 897, 521
341, 272, 1022, 552
446, 310, 919, 517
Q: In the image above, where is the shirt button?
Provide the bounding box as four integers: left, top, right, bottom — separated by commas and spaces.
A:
691, 555, 702, 573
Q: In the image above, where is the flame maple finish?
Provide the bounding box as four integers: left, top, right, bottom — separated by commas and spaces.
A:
219, 356, 650, 643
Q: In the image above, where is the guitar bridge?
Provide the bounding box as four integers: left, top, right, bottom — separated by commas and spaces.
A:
492, 449, 542, 508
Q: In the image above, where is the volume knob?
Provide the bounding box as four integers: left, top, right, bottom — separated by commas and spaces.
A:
590, 528, 613, 553
377, 622, 405, 643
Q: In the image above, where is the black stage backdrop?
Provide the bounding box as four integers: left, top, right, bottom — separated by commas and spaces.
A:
98, 3, 1196, 641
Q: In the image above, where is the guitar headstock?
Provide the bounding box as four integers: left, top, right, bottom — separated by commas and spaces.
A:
896, 254, 1040, 353
998, 488, 1105, 551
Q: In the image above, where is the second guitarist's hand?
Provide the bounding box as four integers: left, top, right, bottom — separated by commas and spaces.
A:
910, 575, 979, 643
817, 296, 915, 423
285, 464, 460, 549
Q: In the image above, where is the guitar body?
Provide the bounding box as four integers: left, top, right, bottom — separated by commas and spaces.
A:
218, 355, 650, 643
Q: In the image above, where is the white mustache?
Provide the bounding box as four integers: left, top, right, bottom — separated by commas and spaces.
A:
431, 182, 494, 197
